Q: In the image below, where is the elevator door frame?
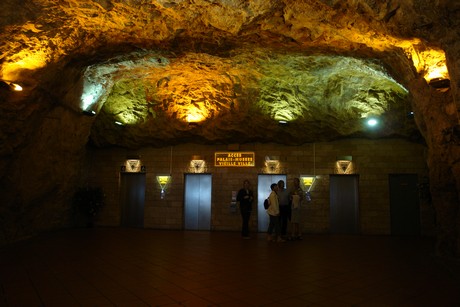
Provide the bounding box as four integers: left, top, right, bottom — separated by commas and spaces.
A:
120, 172, 146, 228
184, 173, 212, 231
389, 174, 420, 236
329, 174, 360, 234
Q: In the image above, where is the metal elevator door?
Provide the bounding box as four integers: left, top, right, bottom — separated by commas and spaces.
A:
330, 175, 360, 234
120, 173, 146, 228
389, 174, 420, 236
184, 174, 212, 230
257, 174, 287, 232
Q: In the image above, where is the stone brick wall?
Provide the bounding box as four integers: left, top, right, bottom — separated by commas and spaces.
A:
86, 139, 432, 236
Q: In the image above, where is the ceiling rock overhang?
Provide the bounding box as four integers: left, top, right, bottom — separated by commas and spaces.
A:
1, 0, 455, 149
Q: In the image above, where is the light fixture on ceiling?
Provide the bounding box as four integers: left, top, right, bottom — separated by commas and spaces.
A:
0, 80, 23, 91
366, 117, 378, 127
10, 83, 23, 91
82, 110, 96, 116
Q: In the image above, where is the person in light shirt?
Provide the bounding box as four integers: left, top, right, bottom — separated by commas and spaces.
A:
266, 183, 285, 243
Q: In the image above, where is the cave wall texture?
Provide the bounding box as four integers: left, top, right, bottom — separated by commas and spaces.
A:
0, 0, 460, 257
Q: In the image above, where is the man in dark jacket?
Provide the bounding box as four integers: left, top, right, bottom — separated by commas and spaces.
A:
237, 179, 254, 239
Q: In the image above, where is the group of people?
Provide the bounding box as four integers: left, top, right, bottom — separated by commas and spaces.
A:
236, 178, 304, 242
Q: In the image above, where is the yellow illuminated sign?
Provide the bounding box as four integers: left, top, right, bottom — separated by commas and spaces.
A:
302, 177, 314, 186
215, 152, 255, 167
157, 176, 171, 185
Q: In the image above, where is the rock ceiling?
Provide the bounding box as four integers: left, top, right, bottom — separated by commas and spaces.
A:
0, 0, 457, 148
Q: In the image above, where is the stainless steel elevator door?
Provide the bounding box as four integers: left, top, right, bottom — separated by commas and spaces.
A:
120, 173, 146, 228
184, 174, 212, 230
329, 175, 360, 234
257, 174, 287, 232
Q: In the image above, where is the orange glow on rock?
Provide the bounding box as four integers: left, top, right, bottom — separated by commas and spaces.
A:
404, 45, 449, 81
186, 109, 207, 123
2, 50, 48, 80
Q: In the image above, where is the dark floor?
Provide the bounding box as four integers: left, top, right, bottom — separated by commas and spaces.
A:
1, 228, 460, 307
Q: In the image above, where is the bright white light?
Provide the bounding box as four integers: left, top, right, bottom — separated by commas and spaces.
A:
367, 118, 378, 127
11, 83, 23, 91
81, 82, 104, 111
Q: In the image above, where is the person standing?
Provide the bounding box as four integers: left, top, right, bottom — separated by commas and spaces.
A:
290, 177, 304, 240
237, 179, 254, 239
267, 183, 285, 242
277, 180, 291, 239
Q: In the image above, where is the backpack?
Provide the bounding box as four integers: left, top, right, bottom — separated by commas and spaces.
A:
263, 198, 270, 210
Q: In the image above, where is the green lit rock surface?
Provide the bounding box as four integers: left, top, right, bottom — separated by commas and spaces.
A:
88, 50, 416, 147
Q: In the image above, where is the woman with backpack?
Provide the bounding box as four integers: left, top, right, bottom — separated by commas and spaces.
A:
266, 183, 285, 243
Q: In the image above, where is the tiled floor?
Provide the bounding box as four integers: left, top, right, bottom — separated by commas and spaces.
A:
1, 228, 460, 307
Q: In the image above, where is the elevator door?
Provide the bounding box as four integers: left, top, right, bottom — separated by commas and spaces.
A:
257, 174, 287, 232
389, 174, 420, 236
330, 175, 359, 234
184, 174, 212, 230
120, 173, 146, 228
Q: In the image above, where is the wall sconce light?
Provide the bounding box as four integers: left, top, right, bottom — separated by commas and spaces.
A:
300, 175, 316, 192
278, 120, 289, 126
335, 156, 353, 174
10, 82, 23, 91
190, 155, 206, 173
1, 81, 23, 91
265, 156, 280, 173
82, 110, 96, 116
299, 175, 316, 202
156, 175, 171, 199
123, 158, 143, 173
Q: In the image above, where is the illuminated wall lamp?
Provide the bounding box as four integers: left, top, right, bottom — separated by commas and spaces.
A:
265, 156, 280, 173
10, 83, 23, 91
300, 175, 316, 192
336, 156, 353, 174
125, 159, 142, 172
300, 175, 316, 202
190, 157, 206, 173
82, 110, 96, 116
156, 175, 171, 199
1, 81, 23, 91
